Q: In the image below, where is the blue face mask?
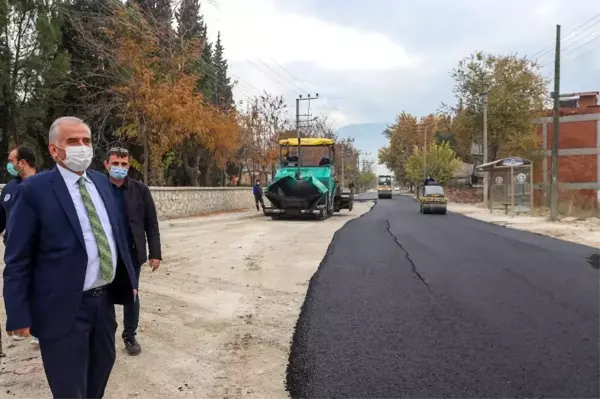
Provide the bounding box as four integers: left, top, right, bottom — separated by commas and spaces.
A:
6, 162, 20, 177
109, 166, 128, 180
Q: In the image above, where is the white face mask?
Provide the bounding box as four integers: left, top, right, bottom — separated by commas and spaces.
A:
58, 145, 94, 172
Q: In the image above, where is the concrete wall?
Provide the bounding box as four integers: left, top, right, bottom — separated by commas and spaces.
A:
0, 184, 255, 219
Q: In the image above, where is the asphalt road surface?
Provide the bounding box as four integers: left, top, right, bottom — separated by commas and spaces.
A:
287, 195, 599, 398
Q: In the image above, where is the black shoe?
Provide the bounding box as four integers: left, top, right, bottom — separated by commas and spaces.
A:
124, 338, 141, 356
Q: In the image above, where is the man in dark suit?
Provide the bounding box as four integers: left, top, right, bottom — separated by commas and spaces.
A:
104, 146, 162, 356
0, 145, 39, 354
3, 116, 138, 398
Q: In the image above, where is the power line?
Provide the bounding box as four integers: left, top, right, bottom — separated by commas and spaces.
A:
540, 28, 600, 69
269, 58, 313, 93
561, 22, 600, 52
531, 12, 600, 61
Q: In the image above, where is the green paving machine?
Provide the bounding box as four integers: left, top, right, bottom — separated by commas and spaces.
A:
263, 137, 354, 220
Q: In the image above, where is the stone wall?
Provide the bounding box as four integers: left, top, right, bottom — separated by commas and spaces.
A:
150, 187, 255, 219
0, 184, 255, 219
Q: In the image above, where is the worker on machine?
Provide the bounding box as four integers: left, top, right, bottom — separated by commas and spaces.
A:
318, 156, 330, 166
424, 175, 436, 186
423, 175, 436, 196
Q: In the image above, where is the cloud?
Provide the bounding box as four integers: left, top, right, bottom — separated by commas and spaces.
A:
202, 0, 600, 130
203, 0, 420, 71
202, 0, 427, 126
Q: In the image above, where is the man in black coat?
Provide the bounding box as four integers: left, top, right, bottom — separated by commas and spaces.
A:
104, 147, 162, 356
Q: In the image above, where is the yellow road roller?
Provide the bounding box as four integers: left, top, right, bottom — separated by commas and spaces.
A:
419, 184, 447, 214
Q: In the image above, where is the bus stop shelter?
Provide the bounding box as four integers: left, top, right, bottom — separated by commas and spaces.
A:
476, 157, 534, 215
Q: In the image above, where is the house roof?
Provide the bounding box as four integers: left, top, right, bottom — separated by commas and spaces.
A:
476, 157, 532, 171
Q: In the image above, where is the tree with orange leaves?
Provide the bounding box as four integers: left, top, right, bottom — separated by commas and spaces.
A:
68, 1, 240, 185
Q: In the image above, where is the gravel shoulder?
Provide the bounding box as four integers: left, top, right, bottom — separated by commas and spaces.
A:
0, 202, 372, 398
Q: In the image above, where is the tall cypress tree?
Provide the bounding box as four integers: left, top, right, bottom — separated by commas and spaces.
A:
176, 0, 202, 39
212, 32, 234, 112
176, 0, 213, 99
130, 0, 171, 27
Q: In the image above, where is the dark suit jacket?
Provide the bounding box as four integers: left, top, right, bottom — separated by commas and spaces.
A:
120, 177, 161, 266
3, 167, 138, 340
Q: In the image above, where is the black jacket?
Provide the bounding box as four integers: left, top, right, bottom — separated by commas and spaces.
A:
118, 177, 162, 266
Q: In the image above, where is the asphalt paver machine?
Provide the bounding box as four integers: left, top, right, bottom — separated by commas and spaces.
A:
263, 138, 354, 220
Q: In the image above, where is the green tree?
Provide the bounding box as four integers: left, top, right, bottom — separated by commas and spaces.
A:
0, 0, 70, 173
358, 169, 377, 191
435, 131, 457, 151
175, 0, 212, 99
212, 32, 234, 112
404, 142, 461, 185
130, 0, 171, 26
378, 111, 420, 183
446, 51, 548, 161
176, 0, 203, 39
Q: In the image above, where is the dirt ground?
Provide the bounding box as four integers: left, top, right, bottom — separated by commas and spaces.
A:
0, 202, 372, 399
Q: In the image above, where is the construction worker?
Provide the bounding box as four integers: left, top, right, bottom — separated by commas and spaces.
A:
253, 180, 265, 211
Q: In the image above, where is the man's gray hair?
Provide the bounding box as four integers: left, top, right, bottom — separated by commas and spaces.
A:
48, 117, 91, 144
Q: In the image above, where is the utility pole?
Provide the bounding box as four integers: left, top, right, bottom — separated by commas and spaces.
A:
295, 94, 319, 161
550, 24, 561, 221
360, 152, 371, 172
423, 126, 428, 180
339, 138, 353, 188
341, 141, 345, 188
295, 98, 300, 157
483, 92, 489, 209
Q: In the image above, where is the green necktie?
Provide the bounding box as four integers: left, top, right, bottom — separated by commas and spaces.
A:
78, 177, 113, 282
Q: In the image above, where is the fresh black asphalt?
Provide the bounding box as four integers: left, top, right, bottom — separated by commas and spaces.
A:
286, 194, 599, 398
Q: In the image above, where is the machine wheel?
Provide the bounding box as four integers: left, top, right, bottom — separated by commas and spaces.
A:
440, 208, 447, 215
317, 208, 327, 220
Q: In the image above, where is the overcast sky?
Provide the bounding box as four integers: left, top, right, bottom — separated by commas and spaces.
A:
203, 0, 599, 129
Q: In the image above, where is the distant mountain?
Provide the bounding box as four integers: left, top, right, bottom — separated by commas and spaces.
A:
335, 122, 391, 162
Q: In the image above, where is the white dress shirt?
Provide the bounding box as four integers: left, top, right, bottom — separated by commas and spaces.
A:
57, 165, 118, 291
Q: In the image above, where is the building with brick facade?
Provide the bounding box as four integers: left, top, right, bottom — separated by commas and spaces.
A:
533, 91, 599, 211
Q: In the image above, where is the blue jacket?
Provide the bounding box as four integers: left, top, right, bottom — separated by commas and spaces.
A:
253, 184, 263, 197
3, 167, 138, 339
